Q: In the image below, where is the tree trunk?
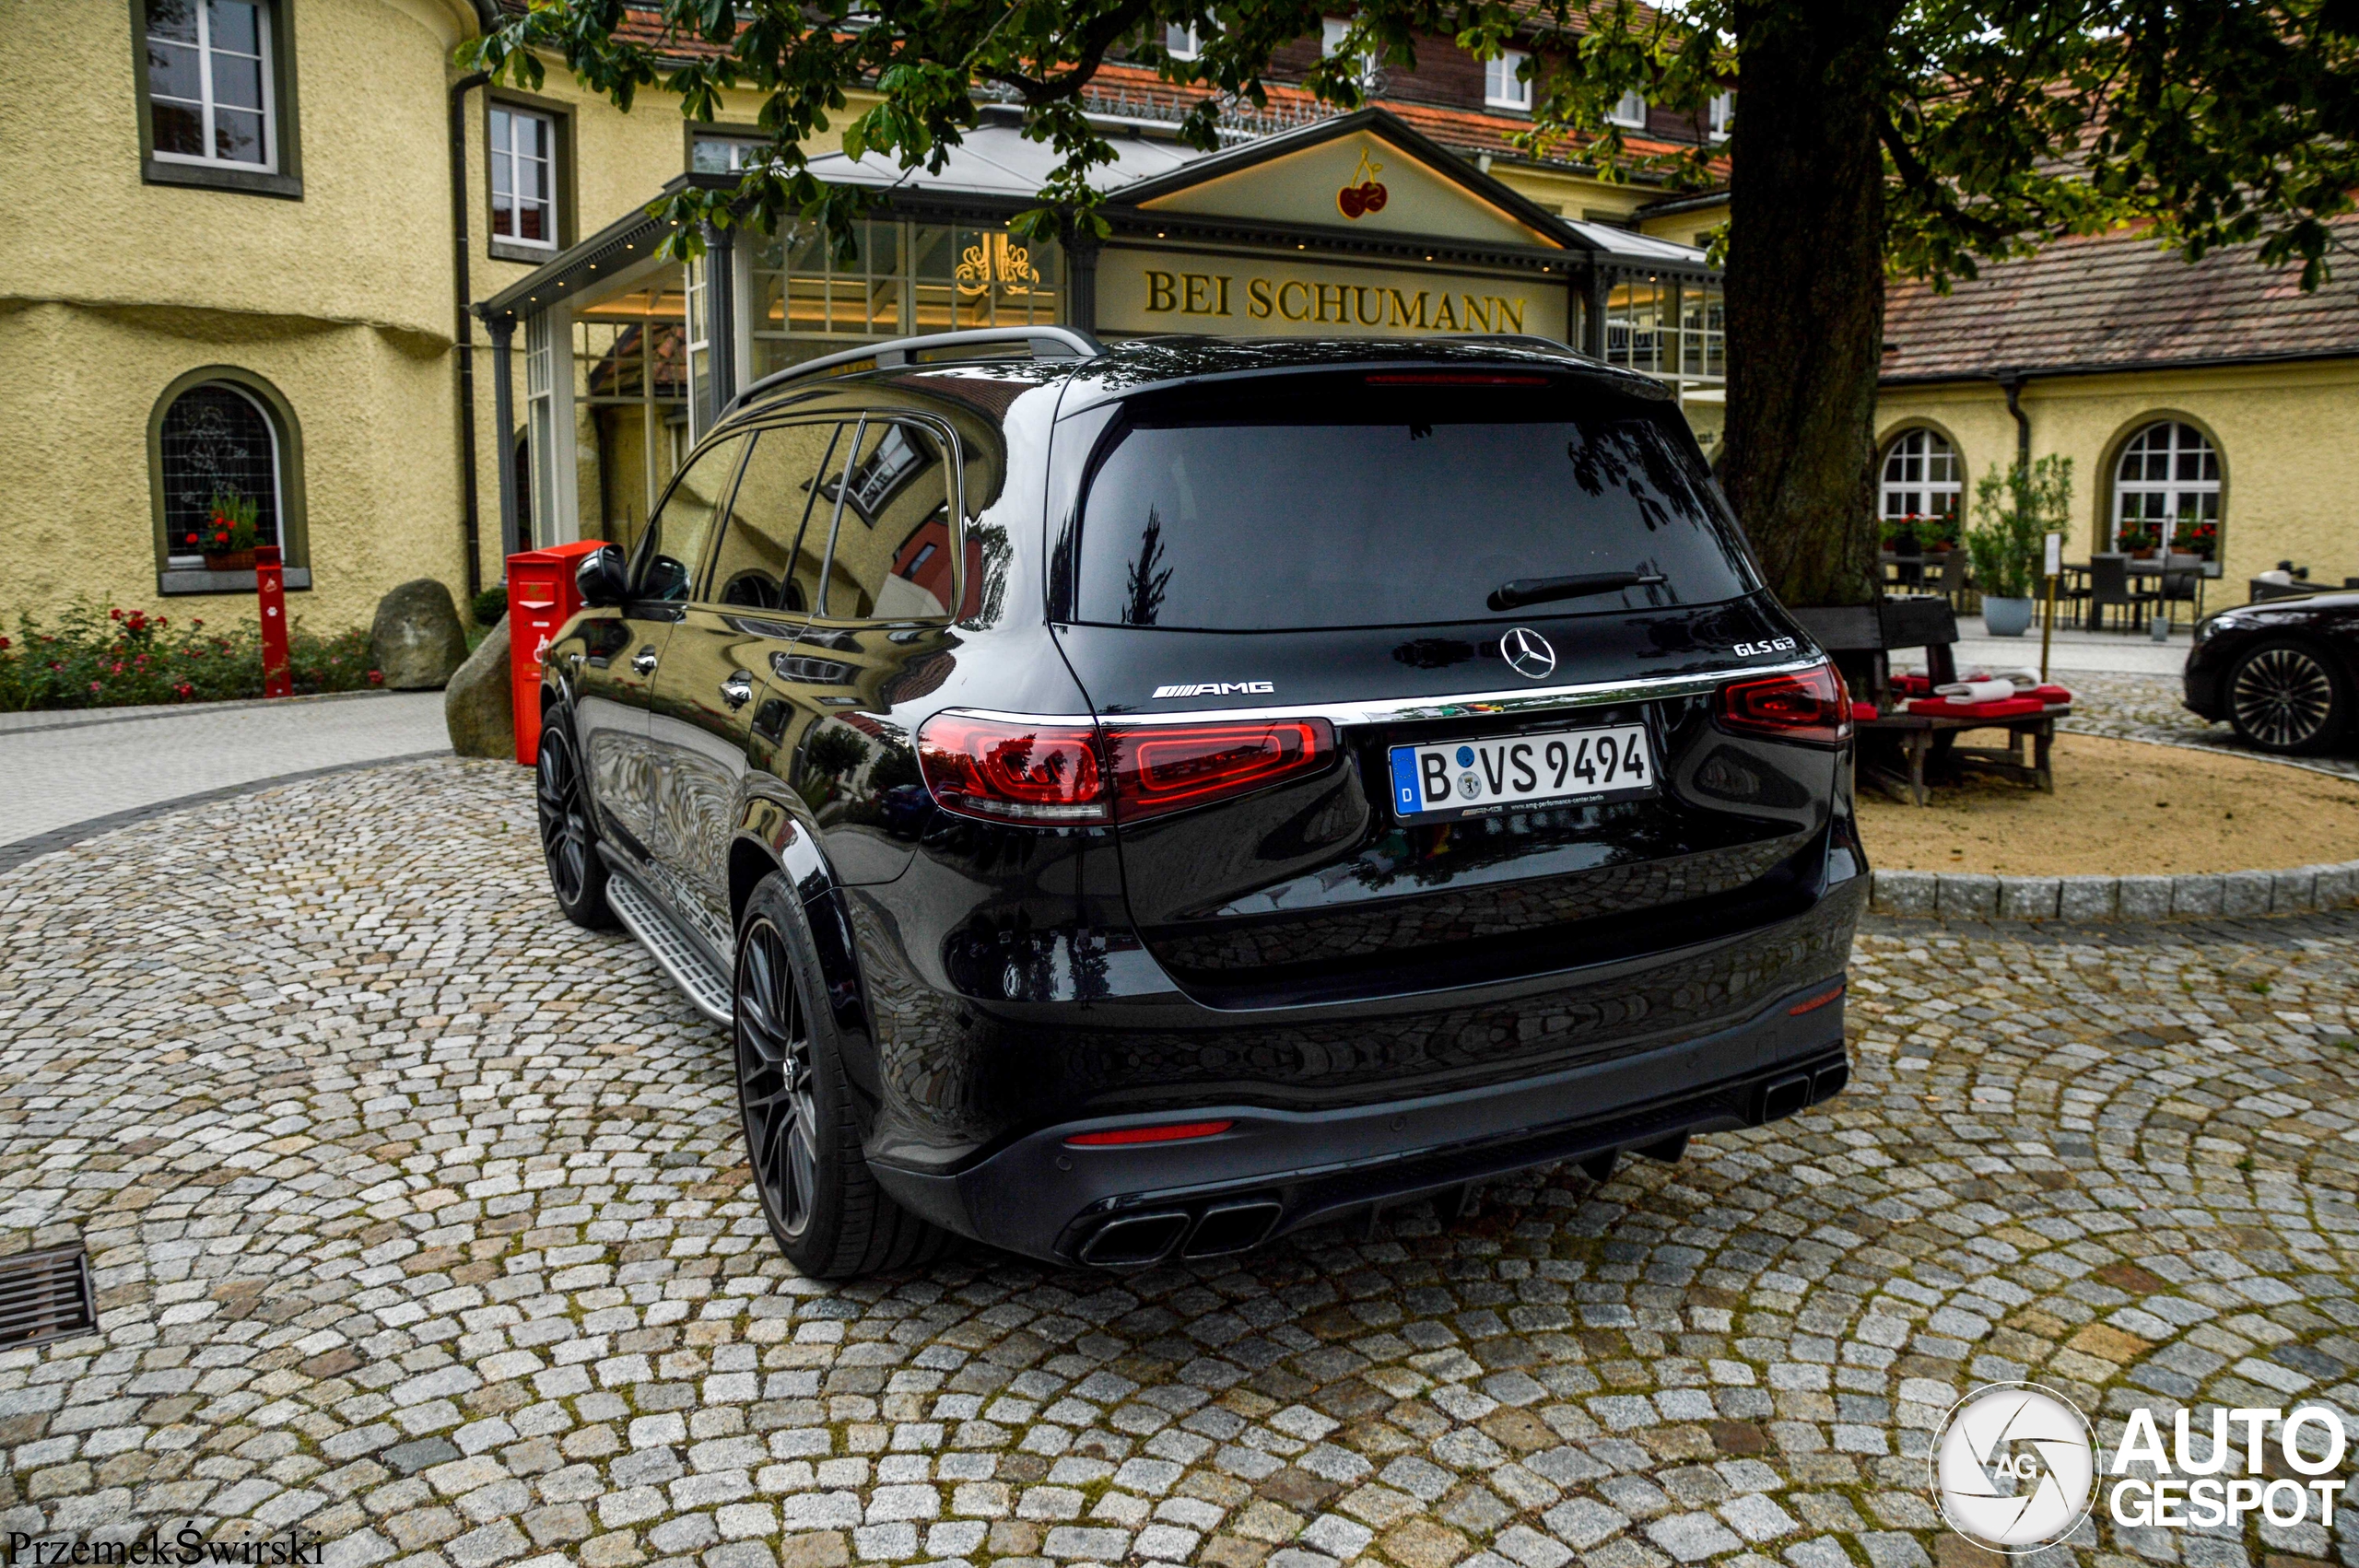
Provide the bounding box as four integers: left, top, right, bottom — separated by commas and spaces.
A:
1722, 1, 1895, 609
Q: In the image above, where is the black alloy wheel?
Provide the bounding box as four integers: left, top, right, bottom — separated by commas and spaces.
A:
736, 918, 820, 1240
733, 873, 948, 1277
535, 719, 616, 928
2227, 642, 2347, 755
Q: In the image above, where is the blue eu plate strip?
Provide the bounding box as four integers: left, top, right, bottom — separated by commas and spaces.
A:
1388, 747, 1422, 814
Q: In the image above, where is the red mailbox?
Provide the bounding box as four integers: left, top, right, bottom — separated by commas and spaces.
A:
507, 541, 608, 766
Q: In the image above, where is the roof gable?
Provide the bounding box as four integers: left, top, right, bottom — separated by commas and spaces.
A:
1114, 109, 1567, 250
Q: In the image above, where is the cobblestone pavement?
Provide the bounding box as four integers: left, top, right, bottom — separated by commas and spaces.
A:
4, 759, 2359, 1568
2057, 673, 2359, 783
0, 689, 450, 848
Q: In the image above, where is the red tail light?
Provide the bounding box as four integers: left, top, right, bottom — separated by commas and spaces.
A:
917, 715, 1109, 824
1717, 661, 1853, 745
1064, 1119, 1235, 1147
1107, 720, 1335, 822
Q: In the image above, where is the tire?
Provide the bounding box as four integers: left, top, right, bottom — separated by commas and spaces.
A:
535, 712, 618, 930
734, 872, 949, 1278
2226, 641, 2348, 755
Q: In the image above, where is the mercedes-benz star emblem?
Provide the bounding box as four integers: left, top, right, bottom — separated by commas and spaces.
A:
1501, 626, 1557, 681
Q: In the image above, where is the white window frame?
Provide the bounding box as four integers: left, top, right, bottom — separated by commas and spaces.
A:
147, 0, 277, 173
1606, 89, 1649, 129
1485, 49, 1532, 111
2112, 420, 2221, 550
1321, 18, 1379, 86
1708, 90, 1734, 141
1879, 428, 1963, 523
691, 134, 769, 173
490, 105, 559, 252
1164, 23, 1201, 60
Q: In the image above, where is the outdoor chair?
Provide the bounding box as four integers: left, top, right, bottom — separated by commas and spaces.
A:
1925, 550, 1967, 610
2086, 553, 2158, 632
2156, 553, 2206, 626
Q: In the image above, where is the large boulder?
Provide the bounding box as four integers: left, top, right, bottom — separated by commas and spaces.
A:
444, 617, 514, 759
370, 578, 469, 690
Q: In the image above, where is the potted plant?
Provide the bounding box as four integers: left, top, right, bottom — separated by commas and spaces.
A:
200, 493, 262, 571
2172, 517, 2218, 561
1880, 513, 1921, 556
2117, 520, 2160, 558
1966, 454, 2073, 637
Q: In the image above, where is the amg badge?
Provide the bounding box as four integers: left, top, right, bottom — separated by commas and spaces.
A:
1152, 681, 1275, 699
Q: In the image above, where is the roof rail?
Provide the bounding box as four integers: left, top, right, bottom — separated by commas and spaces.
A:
724, 326, 1107, 416
1457, 333, 1593, 360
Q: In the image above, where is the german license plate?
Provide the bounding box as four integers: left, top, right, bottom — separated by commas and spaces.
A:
1388, 724, 1654, 820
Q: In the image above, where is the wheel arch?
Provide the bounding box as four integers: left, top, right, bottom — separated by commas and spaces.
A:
730, 802, 883, 1117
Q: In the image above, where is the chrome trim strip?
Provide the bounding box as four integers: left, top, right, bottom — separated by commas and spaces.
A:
958, 657, 1823, 729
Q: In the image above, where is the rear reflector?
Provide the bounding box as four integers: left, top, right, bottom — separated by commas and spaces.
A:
1789, 983, 1846, 1016
1716, 661, 1853, 745
1107, 720, 1334, 822
1065, 1119, 1235, 1147
917, 714, 1109, 825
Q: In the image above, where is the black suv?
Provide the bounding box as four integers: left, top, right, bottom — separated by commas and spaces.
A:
534, 330, 1866, 1278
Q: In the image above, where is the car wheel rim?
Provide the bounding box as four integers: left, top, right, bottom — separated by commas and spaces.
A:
2232, 648, 2335, 748
737, 920, 819, 1240
535, 731, 592, 903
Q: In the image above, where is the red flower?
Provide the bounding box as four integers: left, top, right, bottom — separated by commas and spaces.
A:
110, 661, 123, 674
175, 683, 193, 698
0, 637, 11, 651
368, 671, 384, 685
88, 681, 101, 692
191, 619, 204, 630
110, 608, 123, 621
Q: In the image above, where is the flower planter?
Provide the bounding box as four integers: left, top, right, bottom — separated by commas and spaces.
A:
202, 550, 258, 572
1982, 596, 2036, 637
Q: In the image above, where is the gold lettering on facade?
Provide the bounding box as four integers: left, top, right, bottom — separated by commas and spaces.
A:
1141, 261, 1535, 336
957, 234, 1038, 296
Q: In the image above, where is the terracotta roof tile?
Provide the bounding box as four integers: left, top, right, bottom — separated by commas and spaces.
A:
1881, 217, 2359, 382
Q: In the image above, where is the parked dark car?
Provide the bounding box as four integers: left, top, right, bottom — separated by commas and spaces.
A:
2186, 589, 2359, 754
532, 329, 1867, 1277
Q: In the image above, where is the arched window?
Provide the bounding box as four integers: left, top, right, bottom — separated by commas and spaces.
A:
1879, 428, 1961, 527
2113, 420, 2221, 557
158, 381, 281, 563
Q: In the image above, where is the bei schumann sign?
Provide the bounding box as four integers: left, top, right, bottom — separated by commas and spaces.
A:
1096, 248, 1568, 340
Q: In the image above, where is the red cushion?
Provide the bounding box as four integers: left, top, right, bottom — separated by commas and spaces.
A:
1891, 673, 1933, 696
1905, 696, 2048, 720
1852, 701, 1879, 723
2032, 684, 2072, 704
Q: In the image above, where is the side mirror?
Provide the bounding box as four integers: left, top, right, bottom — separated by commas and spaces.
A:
577, 543, 629, 608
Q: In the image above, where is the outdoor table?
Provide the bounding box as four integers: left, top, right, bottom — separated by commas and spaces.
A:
1857, 701, 2071, 807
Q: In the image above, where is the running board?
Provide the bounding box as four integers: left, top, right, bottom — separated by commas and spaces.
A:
605, 873, 734, 1026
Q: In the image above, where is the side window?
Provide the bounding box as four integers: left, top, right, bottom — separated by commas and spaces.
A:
812, 419, 957, 622
631, 433, 748, 603
704, 421, 846, 612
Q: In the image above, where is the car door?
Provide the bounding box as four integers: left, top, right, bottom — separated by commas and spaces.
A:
644, 417, 848, 954
581, 429, 749, 870
759, 414, 968, 887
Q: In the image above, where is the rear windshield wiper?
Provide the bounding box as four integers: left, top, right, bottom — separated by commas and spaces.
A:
1487, 571, 1666, 613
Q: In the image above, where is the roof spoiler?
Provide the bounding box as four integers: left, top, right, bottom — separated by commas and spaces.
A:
724, 326, 1107, 416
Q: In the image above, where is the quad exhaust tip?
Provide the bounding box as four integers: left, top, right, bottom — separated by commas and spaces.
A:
1077, 1199, 1284, 1269
1761, 1059, 1850, 1124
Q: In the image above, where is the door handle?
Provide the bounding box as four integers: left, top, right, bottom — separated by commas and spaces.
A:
631, 648, 659, 676
719, 670, 755, 709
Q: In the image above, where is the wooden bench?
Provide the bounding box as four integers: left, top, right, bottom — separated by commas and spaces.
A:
1856, 705, 2069, 807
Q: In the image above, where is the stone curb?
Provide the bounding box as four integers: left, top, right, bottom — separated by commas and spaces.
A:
1870, 860, 2359, 922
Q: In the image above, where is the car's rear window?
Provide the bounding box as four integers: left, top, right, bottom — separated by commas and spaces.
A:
1072, 380, 1755, 630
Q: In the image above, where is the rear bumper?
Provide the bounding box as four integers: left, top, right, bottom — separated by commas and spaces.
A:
871, 977, 1848, 1266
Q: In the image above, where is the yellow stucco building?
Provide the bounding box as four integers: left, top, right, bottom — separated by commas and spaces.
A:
0, 1, 1735, 634
1875, 222, 2359, 605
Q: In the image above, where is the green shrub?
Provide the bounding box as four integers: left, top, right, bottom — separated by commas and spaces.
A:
471, 584, 511, 628
1966, 455, 2073, 601
0, 601, 381, 711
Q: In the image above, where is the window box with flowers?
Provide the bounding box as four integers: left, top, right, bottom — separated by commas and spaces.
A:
200, 493, 263, 571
